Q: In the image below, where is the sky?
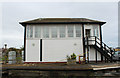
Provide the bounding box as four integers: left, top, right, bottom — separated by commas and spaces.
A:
1, 2, 118, 48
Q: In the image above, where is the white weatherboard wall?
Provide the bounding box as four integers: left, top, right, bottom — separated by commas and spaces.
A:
84, 24, 101, 61
84, 24, 100, 38
87, 47, 101, 61
26, 39, 40, 62
25, 24, 102, 62
42, 39, 83, 62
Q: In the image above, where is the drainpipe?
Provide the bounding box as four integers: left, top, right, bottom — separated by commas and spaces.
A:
99, 24, 103, 62
82, 24, 86, 63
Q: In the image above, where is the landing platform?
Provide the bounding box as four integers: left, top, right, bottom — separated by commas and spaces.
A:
2, 63, 120, 71
2, 63, 120, 77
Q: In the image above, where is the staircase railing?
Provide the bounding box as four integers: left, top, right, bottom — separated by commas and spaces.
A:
85, 36, 114, 61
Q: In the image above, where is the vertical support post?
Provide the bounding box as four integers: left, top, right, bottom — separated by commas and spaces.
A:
95, 36, 96, 45
104, 44, 106, 50
95, 49, 97, 63
79, 56, 81, 64
105, 57, 106, 63
95, 36, 98, 63
82, 24, 86, 63
24, 26, 26, 61
40, 39, 42, 61
86, 37, 89, 63
110, 48, 113, 63
99, 24, 103, 62
107, 58, 109, 63
105, 57, 107, 63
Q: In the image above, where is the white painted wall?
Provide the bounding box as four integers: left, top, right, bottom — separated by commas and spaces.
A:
43, 39, 83, 62
26, 39, 40, 62
97, 51, 101, 60
25, 24, 102, 62
84, 24, 100, 38
86, 47, 101, 61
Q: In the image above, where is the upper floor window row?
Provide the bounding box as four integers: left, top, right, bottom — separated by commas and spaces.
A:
26, 25, 81, 38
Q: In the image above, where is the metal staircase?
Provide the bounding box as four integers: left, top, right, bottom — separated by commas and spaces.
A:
85, 36, 114, 62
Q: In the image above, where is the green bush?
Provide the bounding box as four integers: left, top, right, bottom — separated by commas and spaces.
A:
71, 53, 76, 59
66, 53, 76, 60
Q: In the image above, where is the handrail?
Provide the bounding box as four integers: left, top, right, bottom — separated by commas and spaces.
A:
85, 36, 114, 54
85, 36, 114, 62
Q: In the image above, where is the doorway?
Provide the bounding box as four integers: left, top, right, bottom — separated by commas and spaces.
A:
85, 29, 91, 37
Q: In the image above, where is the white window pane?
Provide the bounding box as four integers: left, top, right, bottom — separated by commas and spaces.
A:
30, 26, 33, 38
26, 26, 33, 38
67, 26, 74, 37
35, 26, 41, 38
94, 26, 99, 37
26, 26, 29, 38
75, 26, 81, 37
51, 26, 57, 38
59, 26, 65, 38
43, 26, 49, 38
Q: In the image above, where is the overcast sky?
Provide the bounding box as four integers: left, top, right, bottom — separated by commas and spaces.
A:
1, 2, 118, 48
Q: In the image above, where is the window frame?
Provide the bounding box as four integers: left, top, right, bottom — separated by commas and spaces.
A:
35, 26, 41, 38
93, 26, 99, 37
59, 26, 66, 38
67, 25, 74, 37
42, 26, 49, 38
51, 26, 58, 38
26, 26, 33, 38
75, 25, 81, 37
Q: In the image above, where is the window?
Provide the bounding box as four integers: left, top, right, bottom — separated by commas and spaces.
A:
26, 26, 29, 38
51, 26, 57, 38
67, 26, 74, 37
35, 26, 41, 38
94, 26, 99, 37
43, 26, 49, 38
59, 26, 65, 38
26, 26, 33, 38
75, 26, 81, 37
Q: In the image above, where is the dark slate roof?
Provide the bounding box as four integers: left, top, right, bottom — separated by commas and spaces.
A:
19, 18, 106, 26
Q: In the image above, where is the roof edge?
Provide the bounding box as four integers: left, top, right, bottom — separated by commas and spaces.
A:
19, 22, 106, 26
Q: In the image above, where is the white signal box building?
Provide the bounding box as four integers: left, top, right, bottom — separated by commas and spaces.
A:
20, 18, 113, 63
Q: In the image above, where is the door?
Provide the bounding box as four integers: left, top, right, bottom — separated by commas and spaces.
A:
85, 29, 91, 37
